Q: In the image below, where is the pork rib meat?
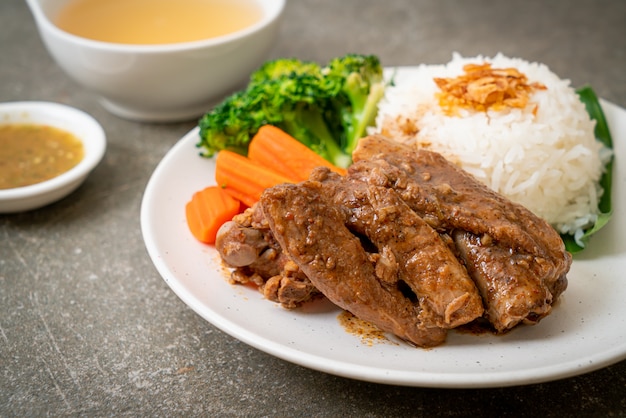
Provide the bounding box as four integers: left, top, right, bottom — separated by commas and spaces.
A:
350, 135, 572, 331
260, 179, 449, 347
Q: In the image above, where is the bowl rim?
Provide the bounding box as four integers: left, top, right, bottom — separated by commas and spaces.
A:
0, 101, 106, 202
27, 0, 286, 54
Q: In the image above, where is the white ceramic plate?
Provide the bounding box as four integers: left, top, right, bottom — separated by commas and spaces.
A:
141, 93, 626, 389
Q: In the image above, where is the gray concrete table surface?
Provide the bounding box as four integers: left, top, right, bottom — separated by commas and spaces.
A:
2, 0, 625, 416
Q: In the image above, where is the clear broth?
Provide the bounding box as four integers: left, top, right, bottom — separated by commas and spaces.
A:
54, 0, 263, 45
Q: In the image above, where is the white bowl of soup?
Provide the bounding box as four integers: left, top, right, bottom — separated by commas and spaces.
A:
0, 101, 106, 213
25, 0, 285, 122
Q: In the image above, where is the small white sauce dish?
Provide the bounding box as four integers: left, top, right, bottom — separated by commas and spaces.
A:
0, 101, 106, 213
25, 0, 286, 122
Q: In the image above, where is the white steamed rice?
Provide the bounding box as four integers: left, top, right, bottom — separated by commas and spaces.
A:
374, 53, 611, 239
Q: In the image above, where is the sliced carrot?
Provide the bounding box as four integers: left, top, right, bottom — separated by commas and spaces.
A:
222, 187, 257, 209
187, 127, 341, 244
185, 186, 241, 244
215, 149, 293, 205
248, 125, 347, 181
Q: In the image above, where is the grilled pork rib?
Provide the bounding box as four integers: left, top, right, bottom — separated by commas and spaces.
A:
260, 180, 448, 347
350, 135, 571, 332
216, 205, 320, 309
453, 231, 553, 331
350, 135, 569, 264
310, 168, 483, 329
215, 134, 572, 345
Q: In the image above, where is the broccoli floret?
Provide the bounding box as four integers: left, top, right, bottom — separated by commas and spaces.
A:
197, 89, 277, 157
324, 54, 386, 155
196, 54, 387, 168
197, 58, 328, 159
197, 71, 349, 166
260, 74, 350, 167
250, 58, 323, 84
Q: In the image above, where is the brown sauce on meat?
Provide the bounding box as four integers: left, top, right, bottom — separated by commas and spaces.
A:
0, 124, 84, 189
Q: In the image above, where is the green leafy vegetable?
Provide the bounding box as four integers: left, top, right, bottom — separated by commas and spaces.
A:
324, 54, 386, 158
196, 54, 386, 168
562, 86, 614, 253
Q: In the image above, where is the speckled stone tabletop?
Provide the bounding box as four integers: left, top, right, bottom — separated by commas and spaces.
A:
1, 0, 625, 416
